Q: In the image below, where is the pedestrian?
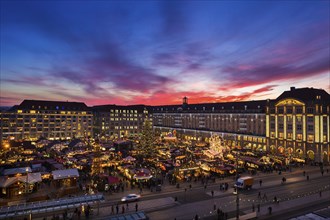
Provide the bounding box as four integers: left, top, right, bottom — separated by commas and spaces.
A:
111, 205, 114, 214
320, 190, 322, 197
189, 184, 192, 189
259, 179, 262, 187
211, 190, 214, 197
135, 203, 138, 212
273, 196, 277, 203
327, 169, 329, 174
122, 205, 125, 214
194, 214, 199, 220
257, 204, 260, 212
252, 203, 255, 212
321, 170, 324, 176
268, 206, 272, 215
116, 204, 119, 214
204, 184, 207, 190
307, 175, 309, 181
126, 202, 129, 210
213, 203, 216, 210
258, 191, 261, 199
263, 193, 267, 200
303, 171, 306, 176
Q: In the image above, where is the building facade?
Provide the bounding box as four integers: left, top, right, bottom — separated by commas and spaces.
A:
1, 87, 329, 163
152, 99, 267, 152
92, 105, 152, 140
266, 87, 330, 163
0, 100, 93, 141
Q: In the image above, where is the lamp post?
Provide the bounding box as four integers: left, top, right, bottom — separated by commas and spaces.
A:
25, 167, 29, 194
235, 135, 239, 220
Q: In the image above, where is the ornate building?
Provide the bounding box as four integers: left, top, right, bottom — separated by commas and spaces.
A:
266, 87, 330, 163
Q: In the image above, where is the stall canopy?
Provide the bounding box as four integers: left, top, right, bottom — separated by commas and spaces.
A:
3, 167, 32, 176
52, 169, 79, 180
123, 156, 136, 162
107, 176, 120, 184
0, 172, 42, 188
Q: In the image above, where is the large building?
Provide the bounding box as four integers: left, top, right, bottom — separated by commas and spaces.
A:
152, 87, 330, 163
92, 105, 152, 140
152, 99, 267, 151
266, 87, 330, 163
0, 87, 329, 162
0, 100, 93, 141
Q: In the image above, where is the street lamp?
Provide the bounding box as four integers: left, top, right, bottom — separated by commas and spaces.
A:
25, 167, 29, 194
235, 135, 239, 220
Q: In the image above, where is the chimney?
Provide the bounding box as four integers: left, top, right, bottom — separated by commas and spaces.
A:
290, 87, 295, 91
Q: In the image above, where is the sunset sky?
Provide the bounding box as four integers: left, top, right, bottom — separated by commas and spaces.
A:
1, 1, 329, 107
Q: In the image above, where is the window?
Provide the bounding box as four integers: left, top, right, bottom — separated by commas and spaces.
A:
297, 134, 302, 140
297, 124, 302, 131
279, 123, 284, 129
286, 107, 293, 114
296, 107, 303, 114
287, 124, 293, 130
270, 123, 275, 129
308, 135, 314, 142
278, 107, 284, 114
307, 107, 314, 114
307, 117, 313, 123
307, 125, 314, 132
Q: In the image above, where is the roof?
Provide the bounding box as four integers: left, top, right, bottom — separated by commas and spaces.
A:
276, 87, 330, 104
92, 104, 149, 112
3, 167, 32, 176
0, 173, 42, 187
16, 100, 90, 111
152, 100, 267, 113
52, 168, 79, 180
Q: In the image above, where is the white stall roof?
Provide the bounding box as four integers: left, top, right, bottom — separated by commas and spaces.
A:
52, 169, 79, 180
3, 167, 32, 176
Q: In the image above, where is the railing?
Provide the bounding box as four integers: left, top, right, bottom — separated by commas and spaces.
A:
0, 194, 104, 219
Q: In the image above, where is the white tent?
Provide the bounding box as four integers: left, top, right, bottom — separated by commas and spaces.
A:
123, 156, 136, 162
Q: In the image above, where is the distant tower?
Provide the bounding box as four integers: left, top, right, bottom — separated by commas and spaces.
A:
183, 96, 188, 107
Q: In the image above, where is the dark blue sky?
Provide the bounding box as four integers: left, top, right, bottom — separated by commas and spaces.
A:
1, 1, 329, 106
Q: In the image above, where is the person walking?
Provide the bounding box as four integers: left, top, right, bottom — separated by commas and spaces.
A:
122, 205, 125, 214
263, 193, 267, 201
258, 191, 261, 199
252, 203, 255, 212
307, 175, 310, 181
135, 203, 138, 212
116, 204, 119, 214
268, 206, 272, 215
259, 179, 262, 187
211, 190, 214, 197
257, 204, 260, 212
319, 190, 322, 197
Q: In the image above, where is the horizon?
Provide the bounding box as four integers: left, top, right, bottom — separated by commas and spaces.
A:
1, 86, 329, 108
1, 1, 329, 107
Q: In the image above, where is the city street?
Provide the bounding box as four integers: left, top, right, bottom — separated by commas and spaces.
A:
83, 165, 330, 220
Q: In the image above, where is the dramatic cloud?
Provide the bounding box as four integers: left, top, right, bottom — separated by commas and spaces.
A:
1, 1, 329, 106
